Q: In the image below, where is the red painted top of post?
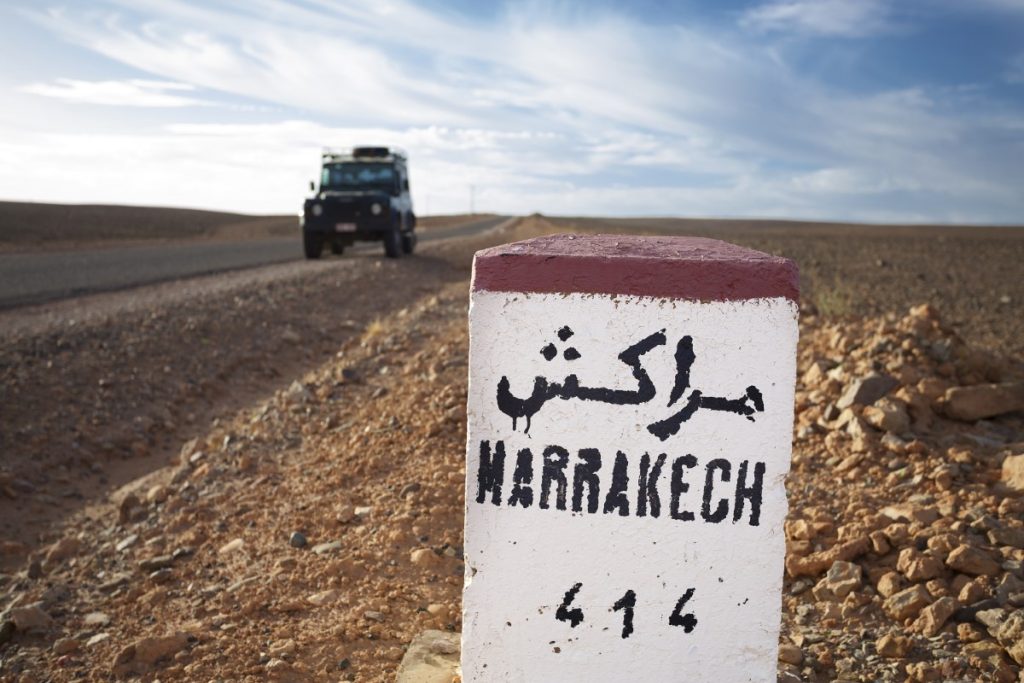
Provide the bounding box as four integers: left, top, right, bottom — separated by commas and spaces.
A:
472, 233, 799, 302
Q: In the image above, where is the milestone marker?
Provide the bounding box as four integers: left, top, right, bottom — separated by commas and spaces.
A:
463, 234, 799, 681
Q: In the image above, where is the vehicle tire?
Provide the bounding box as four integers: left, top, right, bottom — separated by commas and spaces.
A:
330, 241, 345, 255
383, 225, 402, 259
303, 231, 324, 259
401, 230, 416, 255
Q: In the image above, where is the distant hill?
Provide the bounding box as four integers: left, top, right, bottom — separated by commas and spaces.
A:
0, 201, 295, 250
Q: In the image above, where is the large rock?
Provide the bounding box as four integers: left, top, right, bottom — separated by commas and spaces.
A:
9, 604, 53, 632
812, 560, 862, 601
946, 544, 1000, 577
837, 373, 899, 409
914, 596, 958, 637
396, 629, 460, 683
862, 398, 911, 434
112, 632, 190, 675
1002, 454, 1024, 493
884, 584, 932, 621
993, 610, 1024, 665
941, 382, 1024, 421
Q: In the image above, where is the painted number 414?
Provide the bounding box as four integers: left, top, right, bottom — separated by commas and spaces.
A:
555, 583, 697, 639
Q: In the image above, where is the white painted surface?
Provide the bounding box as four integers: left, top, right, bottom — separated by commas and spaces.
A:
463, 291, 798, 682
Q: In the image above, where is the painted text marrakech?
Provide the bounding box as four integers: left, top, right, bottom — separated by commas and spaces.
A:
473, 439, 766, 526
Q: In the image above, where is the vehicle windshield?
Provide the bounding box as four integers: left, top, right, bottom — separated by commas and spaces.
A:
320, 163, 396, 192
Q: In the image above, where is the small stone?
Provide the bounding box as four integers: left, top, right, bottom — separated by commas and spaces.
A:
877, 571, 904, 598
139, 554, 174, 572
148, 568, 174, 584
43, 536, 81, 566
308, 589, 340, 606
53, 637, 80, 654
914, 596, 958, 636
1002, 454, 1024, 493
115, 534, 139, 552
876, 632, 912, 657
118, 493, 140, 524
129, 632, 189, 666
942, 382, 1024, 422
336, 505, 355, 524
410, 548, 441, 568
311, 540, 342, 555
946, 544, 1000, 576
289, 532, 308, 549
778, 643, 803, 665
988, 524, 1024, 549
884, 584, 932, 621
896, 548, 943, 582
10, 603, 54, 632
958, 579, 988, 605
399, 482, 421, 498
364, 610, 385, 622
86, 632, 111, 646
218, 538, 244, 555
146, 484, 170, 504
837, 373, 898, 409
812, 560, 862, 601
268, 638, 296, 657
84, 612, 111, 627
863, 398, 911, 433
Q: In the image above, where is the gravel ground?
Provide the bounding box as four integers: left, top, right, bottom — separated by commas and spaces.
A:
551, 217, 1024, 359
1, 216, 1022, 681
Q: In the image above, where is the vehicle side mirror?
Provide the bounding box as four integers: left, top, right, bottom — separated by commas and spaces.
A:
403, 179, 409, 191
309, 180, 315, 192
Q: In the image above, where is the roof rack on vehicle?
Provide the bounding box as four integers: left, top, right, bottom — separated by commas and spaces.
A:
322, 146, 407, 162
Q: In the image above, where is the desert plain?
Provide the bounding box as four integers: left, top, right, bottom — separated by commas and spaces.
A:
1, 203, 1023, 681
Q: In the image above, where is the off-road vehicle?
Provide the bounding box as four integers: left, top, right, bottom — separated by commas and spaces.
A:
300, 146, 416, 259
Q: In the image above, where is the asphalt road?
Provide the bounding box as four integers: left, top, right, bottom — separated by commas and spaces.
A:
0, 215, 508, 309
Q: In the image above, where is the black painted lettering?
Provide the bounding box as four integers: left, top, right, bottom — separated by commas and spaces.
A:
540, 445, 569, 510
701, 458, 731, 523
476, 440, 505, 506
508, 448, 535, 508
733, 460, 765, 526
670, 454, 697, 521
603, 451, 630, 516
572, 448, 602, 514
637, 453, 666, 518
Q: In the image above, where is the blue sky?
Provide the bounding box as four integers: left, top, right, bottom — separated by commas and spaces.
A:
0, 0, 1022, 222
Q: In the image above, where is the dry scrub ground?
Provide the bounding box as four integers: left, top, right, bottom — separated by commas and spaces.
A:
1, 217, 1024, 682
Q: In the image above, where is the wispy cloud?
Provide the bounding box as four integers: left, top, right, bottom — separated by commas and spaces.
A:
4, 0, 1022, 222
739, 0, 895, 37
20, 78, 206, 107
1008, 53, 1024, 84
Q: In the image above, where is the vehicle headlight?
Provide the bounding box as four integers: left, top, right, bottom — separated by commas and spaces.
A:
311, 203, 323, 217
371, 202, 382, 215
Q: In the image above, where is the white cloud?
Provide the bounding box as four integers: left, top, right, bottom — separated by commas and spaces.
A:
1007, 53, 1024, 83
2, 0, 1021, 223
740, 0, 894, 37
20, 78, 206, 107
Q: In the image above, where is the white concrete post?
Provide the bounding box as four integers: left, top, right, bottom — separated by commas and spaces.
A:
463, 234, 799, 682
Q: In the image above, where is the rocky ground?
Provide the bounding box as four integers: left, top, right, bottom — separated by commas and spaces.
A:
782, 303, 1024, 681
1, 216, 1023, 681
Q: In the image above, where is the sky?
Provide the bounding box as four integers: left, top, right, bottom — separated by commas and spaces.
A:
0, 0, 1022, 222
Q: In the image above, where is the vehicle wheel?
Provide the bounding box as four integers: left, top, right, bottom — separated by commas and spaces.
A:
384, 225, 402, 259
401, 231, 416, 255
303, 231, 324, 259
330, 241, 345, 255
